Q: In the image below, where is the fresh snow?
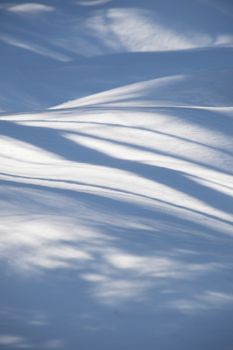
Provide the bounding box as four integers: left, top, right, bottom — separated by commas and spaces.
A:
0, 0, 233, 349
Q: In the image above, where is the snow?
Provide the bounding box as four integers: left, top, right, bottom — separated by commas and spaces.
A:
0, 0, 233, 349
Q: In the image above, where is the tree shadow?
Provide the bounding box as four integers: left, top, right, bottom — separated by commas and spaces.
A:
1, 120, 233, 216
0, 175, 233, 349
1, 1, 233, 348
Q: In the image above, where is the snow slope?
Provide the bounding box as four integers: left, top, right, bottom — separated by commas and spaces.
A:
0, 1, 233, 349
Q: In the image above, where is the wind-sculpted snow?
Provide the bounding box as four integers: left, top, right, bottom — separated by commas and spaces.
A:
0, 0, 233, 349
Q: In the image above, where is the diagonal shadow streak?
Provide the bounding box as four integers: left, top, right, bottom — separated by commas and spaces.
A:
10, 117, 232, 159
1, 171, 233, 227
1, 120, 232, 215
0, 177, 231, 242
66, 128, 233, 176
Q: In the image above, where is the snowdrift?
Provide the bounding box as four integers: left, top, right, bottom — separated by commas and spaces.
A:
0, 1, 233, 349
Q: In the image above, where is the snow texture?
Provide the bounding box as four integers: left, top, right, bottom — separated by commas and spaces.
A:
0, 0, 233, 349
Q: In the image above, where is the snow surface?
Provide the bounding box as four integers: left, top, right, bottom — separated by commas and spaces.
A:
0, 0, 233, 349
